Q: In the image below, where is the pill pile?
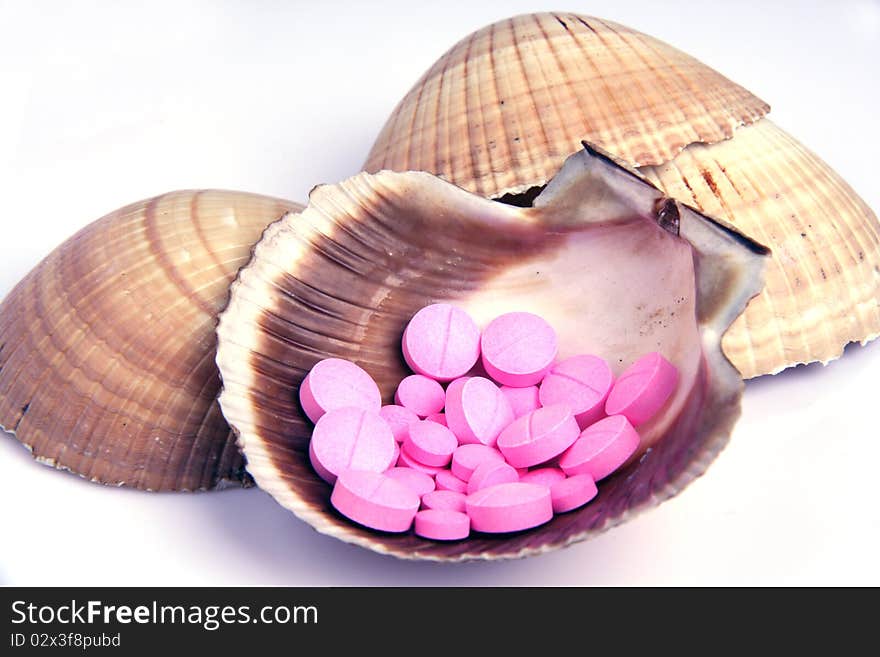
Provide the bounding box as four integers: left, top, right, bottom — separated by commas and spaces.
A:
299, 304, 679, 541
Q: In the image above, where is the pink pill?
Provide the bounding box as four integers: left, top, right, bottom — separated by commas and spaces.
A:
403, 421, 458, 467
402, 304, 481, 381
539, 355, 613, 428
501, 385, 541, 419
435, 469, 469, 494
466, 460, 519, 494
414, 509, 470, 541
559, 415, 640, 481
426, 412, 447, 427
299, 358, 381, 423
550, 474, 598, 513
421, 489, 467, 513
308, 408, 396, 484
391, 441, 400, 464
451, 443, 505, 482
445, 377, 514, 447
480, 312, 558, 387
384, 467, 436, 497
379, 405, 420, 443
605, 352, 679, 426
466, 482, 553, 533
519, 466, 567, 488
496, 404, 580, 468
394, 374, 446, 418
331, 470, 420, 533
397, 446, 446, 476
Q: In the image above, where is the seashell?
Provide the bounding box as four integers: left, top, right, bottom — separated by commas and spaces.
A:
0, 190, 302, 491
363, 12, 880, 379
215, 145, 768, 560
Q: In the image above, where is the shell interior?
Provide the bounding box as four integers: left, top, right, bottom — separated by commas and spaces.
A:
216, 145, 767, 560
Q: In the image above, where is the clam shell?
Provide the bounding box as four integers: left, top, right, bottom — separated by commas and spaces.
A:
640, 120, 880, 379
363, 12, 880, 378
0, 190, 302, 491
216, 145, 767, 560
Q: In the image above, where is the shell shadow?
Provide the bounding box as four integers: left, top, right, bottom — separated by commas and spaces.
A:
194, 484, 648, 584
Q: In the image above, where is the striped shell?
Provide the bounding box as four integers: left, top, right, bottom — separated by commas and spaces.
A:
0, 190, 301, 491
216, 146, 768, 560
364, 13, 880, 379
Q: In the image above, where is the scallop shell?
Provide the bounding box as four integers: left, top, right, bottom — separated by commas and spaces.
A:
363, 12, 880, 379
0, 190, 302, 491
216, 145, 768, 560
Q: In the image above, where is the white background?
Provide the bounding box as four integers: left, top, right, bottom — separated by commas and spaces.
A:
1, 0, 878, 585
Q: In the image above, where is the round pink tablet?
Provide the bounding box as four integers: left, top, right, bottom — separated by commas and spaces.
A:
445, 377, 514, 447
435, 469, 469, 494
402, 304, 481, 381
519, 466, 567, 488
480, 312, 558, 387
539, 355, 613, 428
379, 405, 420, 443
605, 352, 679, 426
308, 408, 396, 484
466, 460, 519, 494
299, 358, 381, 423
451, 443, 505, 481
501, 385, 541, 419
384, 467, 436, 497
421, 489, 467, 513
397, 447, 445, 475
550, 474, 598, 513
403, 421, 458, 467
466, 482, 553, 533
496, 404, 580, 468
559, 414, 640, 481
331, 470, 420, 533
414, 509, 470, 540
394, 375, 446, 418
426, 412, 447, 427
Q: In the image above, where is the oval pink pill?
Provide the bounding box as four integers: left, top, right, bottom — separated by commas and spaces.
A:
466, 482, 553, 533
403, 421, 458, 467
539, 355, 613, 429
308, 407, 396, 484
414, 509, 470, 541
559, 414, 640, 481
445, 376, 514, 447
434, 469, 468, 494
605, 352, 679, 426
519, 466, 567, 488
394, 374, 446, 418
496, 404, 580, 468
331, 470, 420, 533
480, 312, 558, 387
397, 447, 445, 476
299, 358, 381, 423
451, 443, 505, 482
384, 467, 436, 497
402, 304, 481, 381
550, 474, 598, 513
379, 404, 420, 443
421, 489, 467, 513
501, 385, 541, 419
466, 460, 519, 494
